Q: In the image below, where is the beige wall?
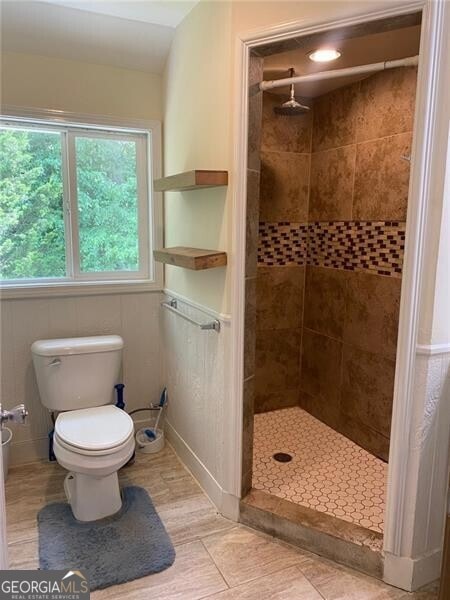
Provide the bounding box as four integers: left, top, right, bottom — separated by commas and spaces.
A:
162, 0, 409, 314
163, 1, 232, 313
0, 52, 164, 465
1, 52, 162, 120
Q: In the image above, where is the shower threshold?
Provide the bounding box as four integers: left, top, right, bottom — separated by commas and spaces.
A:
240, 407, 386, 578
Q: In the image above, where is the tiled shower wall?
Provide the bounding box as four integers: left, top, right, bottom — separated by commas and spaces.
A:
255, 93, 312, 413
255, 67, 417, 461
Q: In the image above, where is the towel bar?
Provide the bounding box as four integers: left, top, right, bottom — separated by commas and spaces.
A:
161, 299, 220, 333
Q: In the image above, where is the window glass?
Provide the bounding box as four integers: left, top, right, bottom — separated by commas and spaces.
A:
0, 128, 65, 280
75, 136, 140, 273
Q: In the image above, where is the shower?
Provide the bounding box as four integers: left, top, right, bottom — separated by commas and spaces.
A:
273, 67, 310, 116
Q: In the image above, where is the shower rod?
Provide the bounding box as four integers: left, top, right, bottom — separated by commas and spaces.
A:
259, 55, 419, 92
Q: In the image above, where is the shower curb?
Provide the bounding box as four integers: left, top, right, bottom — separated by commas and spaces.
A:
240, 489, 383, 579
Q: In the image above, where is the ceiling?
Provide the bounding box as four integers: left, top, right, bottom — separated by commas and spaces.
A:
0, 0, 198, 74
263, 24, 421, 98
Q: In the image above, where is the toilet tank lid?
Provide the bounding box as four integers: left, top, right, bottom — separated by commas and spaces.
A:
31, 335, 123, 357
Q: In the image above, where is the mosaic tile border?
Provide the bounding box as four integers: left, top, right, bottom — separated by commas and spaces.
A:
258, 220, 406, 277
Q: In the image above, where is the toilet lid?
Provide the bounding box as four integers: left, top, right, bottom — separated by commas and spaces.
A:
55, 405, 134, 451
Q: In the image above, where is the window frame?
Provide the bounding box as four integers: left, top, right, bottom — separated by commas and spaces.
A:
0, 106, 163, 298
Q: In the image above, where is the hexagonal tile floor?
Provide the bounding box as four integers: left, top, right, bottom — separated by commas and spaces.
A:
252, 407, 387, 533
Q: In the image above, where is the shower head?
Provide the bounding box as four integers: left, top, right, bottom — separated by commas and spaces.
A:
274, 98, 310, 116
274, 68, 310, 116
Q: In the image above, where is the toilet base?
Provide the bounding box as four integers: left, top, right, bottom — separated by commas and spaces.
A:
64, 471, 123, 521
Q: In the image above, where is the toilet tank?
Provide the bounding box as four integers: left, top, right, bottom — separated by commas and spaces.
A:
31, 335, 123, 411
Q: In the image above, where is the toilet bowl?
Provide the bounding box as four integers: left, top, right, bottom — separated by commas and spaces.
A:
31, 335, 135, 521
53, 405, 135, 521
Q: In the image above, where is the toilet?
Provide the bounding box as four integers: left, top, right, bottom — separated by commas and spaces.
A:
31, 335, 135, 521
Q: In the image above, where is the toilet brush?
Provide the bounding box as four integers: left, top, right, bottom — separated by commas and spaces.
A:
144, 388, 167, 440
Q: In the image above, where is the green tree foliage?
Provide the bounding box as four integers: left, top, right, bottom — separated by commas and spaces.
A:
76, 137, 139, 273
0, 129, 140, 280
0, 129, 65, 279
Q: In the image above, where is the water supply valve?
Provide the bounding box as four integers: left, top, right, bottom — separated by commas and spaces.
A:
0, 403, 29, 426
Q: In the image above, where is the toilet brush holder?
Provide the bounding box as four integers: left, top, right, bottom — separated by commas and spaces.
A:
135, 427, 165, 454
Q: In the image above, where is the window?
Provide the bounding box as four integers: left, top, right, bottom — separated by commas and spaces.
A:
0, 114, 161, 293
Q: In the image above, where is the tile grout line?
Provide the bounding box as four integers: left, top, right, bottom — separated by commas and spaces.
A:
199, 536, 232, 591
294, 564, 328, 600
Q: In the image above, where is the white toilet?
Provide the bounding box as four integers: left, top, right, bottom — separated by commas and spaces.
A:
31, 335, 135, 522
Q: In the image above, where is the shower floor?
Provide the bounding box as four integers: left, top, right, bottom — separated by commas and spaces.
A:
252, 407, 387, 534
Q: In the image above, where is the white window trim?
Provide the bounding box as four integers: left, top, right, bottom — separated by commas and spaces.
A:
0, 105, 163, 299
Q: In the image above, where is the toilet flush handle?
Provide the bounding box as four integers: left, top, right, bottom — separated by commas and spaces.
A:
48, 358, 61, 367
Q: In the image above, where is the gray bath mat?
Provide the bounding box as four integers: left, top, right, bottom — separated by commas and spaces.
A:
38, 486, 175, 590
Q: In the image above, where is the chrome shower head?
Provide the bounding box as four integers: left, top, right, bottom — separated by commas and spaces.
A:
274, 68, 310, 116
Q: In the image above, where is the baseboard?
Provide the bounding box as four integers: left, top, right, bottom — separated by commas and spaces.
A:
165, 420, 239, 521
383, 549, 443, 591
8, 437, 48, 467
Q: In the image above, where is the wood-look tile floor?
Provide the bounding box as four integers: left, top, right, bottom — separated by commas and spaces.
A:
5, 445, 438, 599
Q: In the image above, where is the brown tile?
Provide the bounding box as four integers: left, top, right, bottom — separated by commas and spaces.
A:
156, 494, 234, 546
304, 266, 348, 339
92, 541, 227, 600
241, 486, 383, 578
255, 388, 299, 414
353, 133, 412, 221
262, 92, 312, 153
298, 554, 404, 599
298, 390, 340, 432
357, 66, 417, 142
244, 277, 257, 380
300, 330, 342, 425
242, 489, 281, 513
8, 539, 39, 569
309, 145, 355, 221
205, 566, 323, 599
241, 376, 255, 495
274, 496, 383, 551
241, 469, 253, 500
339, 413, 390, 463
312, 82, 360, 152
344, 272, 401, 359
245, 170, 260, 278
255, 328, 301, 395
247, 55, 263, 172
201, 526, 308, 587
341, 345, 396, 440
260, 150, 310, 222
256, 266, 305, 331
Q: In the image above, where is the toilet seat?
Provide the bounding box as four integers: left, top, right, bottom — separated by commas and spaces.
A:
55, 405, 134, 455
54, 431, 134, 456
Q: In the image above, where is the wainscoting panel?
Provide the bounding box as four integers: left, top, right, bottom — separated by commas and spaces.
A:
0, 291, 163, 465
162, 292, 233, 512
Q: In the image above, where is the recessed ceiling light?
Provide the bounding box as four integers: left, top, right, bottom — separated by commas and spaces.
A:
309, 48, 341, 63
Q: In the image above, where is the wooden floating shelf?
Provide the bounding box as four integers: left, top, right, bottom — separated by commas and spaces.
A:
153, 247, 227, 271
154, 170, 228, 192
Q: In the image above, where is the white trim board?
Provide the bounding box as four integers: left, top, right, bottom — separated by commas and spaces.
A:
384, 550, 443, 592
229, 0, 450, 592
165, 421, 240, 522
416, 343, 450, 356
